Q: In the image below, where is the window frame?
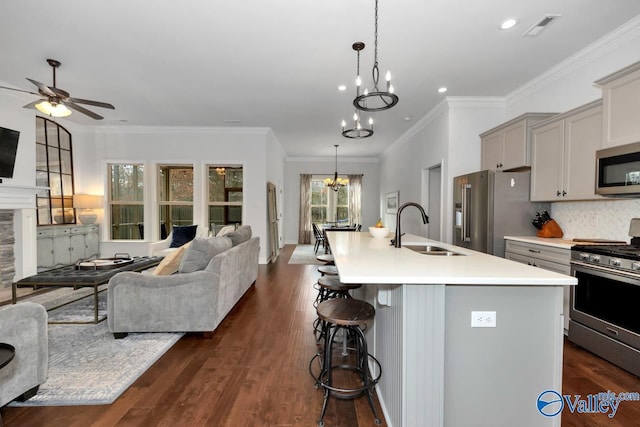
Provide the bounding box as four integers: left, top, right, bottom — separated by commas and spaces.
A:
35, 117, 76, 226
207, 165, 243, 235
157, 164, 195, 235
107, 163, 145, 240
310, 177, 349, 224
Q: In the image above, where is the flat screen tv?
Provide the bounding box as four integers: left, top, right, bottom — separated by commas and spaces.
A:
0, 126, 20, 179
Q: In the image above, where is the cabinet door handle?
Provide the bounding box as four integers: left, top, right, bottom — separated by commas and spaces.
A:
556, 190, 561, 196
606, 327, 619, 336
562, 191, 567, 196
528, 249, 541, 253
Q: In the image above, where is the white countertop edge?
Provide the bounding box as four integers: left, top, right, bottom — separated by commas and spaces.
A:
339, 277, 577, 285
504, 236, 575, 249
330, 232, 578, 286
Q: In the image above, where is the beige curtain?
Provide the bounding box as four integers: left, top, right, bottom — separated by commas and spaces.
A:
298, 174, 312, 244
348, 174, 363, 226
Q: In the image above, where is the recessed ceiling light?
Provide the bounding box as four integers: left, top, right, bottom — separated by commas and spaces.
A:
338, 85, 347, 91
403, 117, 411, 121
500, 18, 518, 30
438, 87, 447, 93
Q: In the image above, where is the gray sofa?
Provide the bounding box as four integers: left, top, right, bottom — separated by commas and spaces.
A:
0, 302, 48, 407
107, 226, 259, 338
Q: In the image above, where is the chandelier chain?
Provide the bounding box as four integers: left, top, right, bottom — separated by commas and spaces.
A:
374, 0, 379, 67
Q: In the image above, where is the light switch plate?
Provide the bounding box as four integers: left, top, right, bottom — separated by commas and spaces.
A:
471, 311, 497, 327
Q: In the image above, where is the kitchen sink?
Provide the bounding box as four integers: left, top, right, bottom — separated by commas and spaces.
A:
403, 245, 464, 256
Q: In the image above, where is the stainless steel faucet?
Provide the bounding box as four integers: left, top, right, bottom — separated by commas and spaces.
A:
393, 202, 429, 248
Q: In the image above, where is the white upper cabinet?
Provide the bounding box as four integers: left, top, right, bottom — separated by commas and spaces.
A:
480, 113, 556, 171
531, 100, 603, 202
596, 61, 640, 149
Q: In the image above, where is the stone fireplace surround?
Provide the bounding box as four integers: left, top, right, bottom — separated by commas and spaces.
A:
0, 185, 40, 287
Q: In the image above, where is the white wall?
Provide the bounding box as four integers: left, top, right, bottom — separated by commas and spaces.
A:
0, 90, 39, 281
73, 126, 281, 263
283, 157, 380, 244
0, 92, 36, 187
378, 98, 504, 243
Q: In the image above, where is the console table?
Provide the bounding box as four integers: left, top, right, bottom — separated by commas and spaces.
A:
12, 256, 163, 323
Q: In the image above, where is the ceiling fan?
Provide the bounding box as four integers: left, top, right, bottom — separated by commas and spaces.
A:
0, 58, 115, 120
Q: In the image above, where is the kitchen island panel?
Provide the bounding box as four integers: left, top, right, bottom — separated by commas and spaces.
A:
444, 285, 563, 427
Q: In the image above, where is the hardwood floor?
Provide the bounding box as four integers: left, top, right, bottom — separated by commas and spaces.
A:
2, 244, 639, 426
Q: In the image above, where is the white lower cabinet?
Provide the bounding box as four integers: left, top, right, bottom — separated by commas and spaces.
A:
37, 225, 100, 270
505, 239, 572, 331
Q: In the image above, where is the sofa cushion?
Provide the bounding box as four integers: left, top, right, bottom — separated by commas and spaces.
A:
179, 236, 233, 273
169, 225, 198, 248
223, 225, 252, 246
152, 243, 190, 275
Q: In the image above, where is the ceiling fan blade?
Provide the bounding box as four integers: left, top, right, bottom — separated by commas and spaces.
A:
26, 78, 57, 97
22, 100, 41, 109
68, 97, 115, 109
0, 85, 40, 96
65, 101, 104, 120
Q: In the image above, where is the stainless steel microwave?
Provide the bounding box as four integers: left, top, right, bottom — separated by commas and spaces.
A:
596, 142, 640, 196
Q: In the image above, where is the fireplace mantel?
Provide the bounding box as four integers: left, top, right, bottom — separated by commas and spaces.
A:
0, 185, 46, 210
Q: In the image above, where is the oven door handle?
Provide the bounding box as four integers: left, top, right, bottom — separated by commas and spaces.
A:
571, 260, 640, 283
605, 327, 619, 336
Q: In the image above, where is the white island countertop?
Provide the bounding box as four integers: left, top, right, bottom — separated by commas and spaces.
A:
328, 231, 577, 286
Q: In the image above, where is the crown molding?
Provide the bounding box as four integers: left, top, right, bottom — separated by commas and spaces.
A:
382, 96, 506, 158
93, 125, 272, 136
286, 156, 379, 163
506, 15, 640, 107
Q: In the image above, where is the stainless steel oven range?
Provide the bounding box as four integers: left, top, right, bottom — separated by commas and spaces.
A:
569, 244, 640, 377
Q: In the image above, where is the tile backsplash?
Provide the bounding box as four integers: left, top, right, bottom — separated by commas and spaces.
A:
551, 199, 640, 243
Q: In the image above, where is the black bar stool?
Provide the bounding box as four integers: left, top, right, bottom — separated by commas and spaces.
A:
316, 254, 335, 265
309, 298, 382, 426
317, 265, 338, 276
312, 276, 362, 340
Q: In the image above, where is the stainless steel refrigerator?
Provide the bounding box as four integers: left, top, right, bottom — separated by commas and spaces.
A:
453, 170, 546, 257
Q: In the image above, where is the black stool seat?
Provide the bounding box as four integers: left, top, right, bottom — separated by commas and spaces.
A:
316, 298, 374, 326
316, 254, 334, 264
317, 276, 361, 292
317, 265, 338, 276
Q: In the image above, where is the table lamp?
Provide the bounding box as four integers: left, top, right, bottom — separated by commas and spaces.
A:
73, 194, 102, 224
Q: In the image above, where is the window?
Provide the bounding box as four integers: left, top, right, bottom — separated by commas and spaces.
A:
159, 165, 194, 236
310, 178, 349, 224
208, 166, 243, 235
35, 117, 75, 225
108, 164, 144, 240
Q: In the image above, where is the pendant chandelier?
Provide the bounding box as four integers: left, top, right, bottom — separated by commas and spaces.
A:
354, 0, 399, 112
342, 42, 374, 139
324, 145, 348, 191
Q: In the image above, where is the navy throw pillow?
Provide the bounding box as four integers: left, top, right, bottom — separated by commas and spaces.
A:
169, 225, 198, 248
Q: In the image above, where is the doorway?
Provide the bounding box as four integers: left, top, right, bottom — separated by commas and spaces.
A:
424, 164, 442, 241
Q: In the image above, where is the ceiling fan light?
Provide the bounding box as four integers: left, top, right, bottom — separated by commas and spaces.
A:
35, 100, 71, 117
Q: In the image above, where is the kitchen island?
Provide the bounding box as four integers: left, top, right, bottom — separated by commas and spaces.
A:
327, 231, 577, 427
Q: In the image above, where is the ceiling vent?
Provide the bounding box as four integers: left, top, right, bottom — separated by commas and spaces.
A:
523, 14, 561, 37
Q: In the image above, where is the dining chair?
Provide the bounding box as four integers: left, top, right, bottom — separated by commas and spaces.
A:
312, 223, 326, 254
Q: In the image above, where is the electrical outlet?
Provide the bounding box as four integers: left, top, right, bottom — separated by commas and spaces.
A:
471, 311, 497, 328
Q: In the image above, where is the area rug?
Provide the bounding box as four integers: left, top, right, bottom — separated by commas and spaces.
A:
288, 244, 324, 265
9, 293, 183, 406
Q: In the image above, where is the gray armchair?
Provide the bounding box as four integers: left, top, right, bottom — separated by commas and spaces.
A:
0, 302, 48, 407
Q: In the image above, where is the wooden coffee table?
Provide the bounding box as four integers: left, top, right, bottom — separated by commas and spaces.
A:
12, 256, 163, 324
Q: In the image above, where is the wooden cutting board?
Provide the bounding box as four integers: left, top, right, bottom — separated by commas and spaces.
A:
572, 238, 627, 244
